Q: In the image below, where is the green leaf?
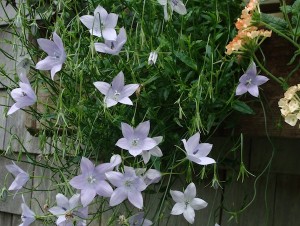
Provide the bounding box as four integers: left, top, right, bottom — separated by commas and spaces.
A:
232, 100, 255, 114
174, 51, 198, 71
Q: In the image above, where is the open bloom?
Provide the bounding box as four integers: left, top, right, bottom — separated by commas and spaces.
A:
36, 32, 66, 80
7, 73, 37, 115
5, 161, 29, 191
106, 166, 147, 209
94, 27, 127, 55
182, 132, 215, 166
116, 121, 157, 157
20, 195, 36, 226
170, 183, 207, 224
140, 136, 163, 164
69, 157, 113, 207
94, 71, 139, 108
236, 62, 269, 97
80, 5, 118, 40
128, 212, 153, 226
49, 193, 88, 226
158, 0, 187, 21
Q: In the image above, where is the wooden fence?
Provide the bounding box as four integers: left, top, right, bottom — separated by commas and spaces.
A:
1, 0, 300, 225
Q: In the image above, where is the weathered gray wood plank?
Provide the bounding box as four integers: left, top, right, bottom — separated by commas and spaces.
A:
0, 90, 7, 150
0, 211, 12, 225
250, 137, 300, 175
273, 174, 300, 226
221, 174, 276, 226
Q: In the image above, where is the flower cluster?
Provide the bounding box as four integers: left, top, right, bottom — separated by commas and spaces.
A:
225, 0, 272, 55
278, 84, 300, 126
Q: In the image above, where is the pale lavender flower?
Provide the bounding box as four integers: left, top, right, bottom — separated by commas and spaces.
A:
49, 193, 88, 226
69, 157, 113, 207
148, 51, 158, 65
20, 195, 36, 226
116, 121, 157, 157
128, 212, 153, 226
143, 169, 162, 186
7, 73, 37, 115
158, 0, 187, 21
80, 5, 118, 40
106, 166, 147, 209
236, 62, 269, 97
94, 27, 127, 55
36, 32, 66, 80
170, 182, 207, 224
182, 132, 215, 166
93, 71, 139, 108
5, 161, 29, 191
141, 136, 163, 164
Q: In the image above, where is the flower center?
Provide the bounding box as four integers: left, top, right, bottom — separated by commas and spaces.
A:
185, 200, 190, 208
65, 211, 74, 220
124, 180, 133, 187
53, 51, 60, 59
246, 78, 252, 86
87, 175, 96, 184
22, 92, 27, 96
131, 138, 139, 147
113, 90, 121, 101
110, 42, 115, 49
192, 148, 199, 155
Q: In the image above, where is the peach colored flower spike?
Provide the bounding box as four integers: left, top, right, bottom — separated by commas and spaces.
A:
225, 0, 272, 55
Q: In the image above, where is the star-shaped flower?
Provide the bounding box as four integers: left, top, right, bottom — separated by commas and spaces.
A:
94, 27, 127, 55
106, 166, 147, 209
5, 161, 29, 191
158, 0, 187, 21
36, 32, 66, 80
7, 73, 37, 115
20, 195, 36, 226
170, 183, 207, 224
128, 212, 153, 226
69, 157, 113, 207
80, 5, 118, 40
93, 71, 139, 108
49, 193, 88, 226
182, 132, 215, 166
140, 136, 163, 164
116, 121, 157, 157
236, 62, 269, 97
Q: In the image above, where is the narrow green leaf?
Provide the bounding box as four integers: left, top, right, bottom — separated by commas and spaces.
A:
174, 51, 198, 71
232, 100, 255, 114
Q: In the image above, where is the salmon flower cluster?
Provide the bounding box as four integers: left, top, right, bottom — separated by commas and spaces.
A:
278, 85, 300, 126
225, 0, 272, 55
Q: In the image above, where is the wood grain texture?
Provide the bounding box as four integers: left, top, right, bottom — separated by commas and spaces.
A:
221, 174, 276, 226
0, 91, 8, 149
0, 211, 12, 225
273, 174, 300, 226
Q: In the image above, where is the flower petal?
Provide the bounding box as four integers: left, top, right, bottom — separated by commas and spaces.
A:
105, 171, 124, 187
112, 71, 125, 91
109, 187, 127, 206
196, 143, 212, 157
135, 121, 150, 138
171, 0, 187, 15
170, 190, 184, 203
7, 103, 20, 115
50, 63, 62, 80
185, 133, 200, 154
120, 84, 139, 100
94, 81, 110, 95
190, 198, 208, 210
128, 190, 143, 209
184, 183, 196, 200
80, 15, 95, 30
198, 157, 216, 165
116, 138, 130, 150
53, 32, 64, 52
105, 13, 118, 28
94, 180, 113, 197
48, 206, 65, 216
255, 75, 269, 86
141, 151, 151, 164
235, 83, 248, 96
247, 84, 259, 97
37, 38, 58, 56
36, 57, 59, 70
80, 157, 94, 174
69, 175, 88, 189
170, 202, 185, 215
102, 28, 117, 41
142, 138, 158, 151
118, 97, 133, 105
69, 193, 80, 210
183, 205, 195, 224
81, 188, 96, 207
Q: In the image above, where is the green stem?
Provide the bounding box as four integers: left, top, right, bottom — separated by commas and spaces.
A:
252, 54, 284, 86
